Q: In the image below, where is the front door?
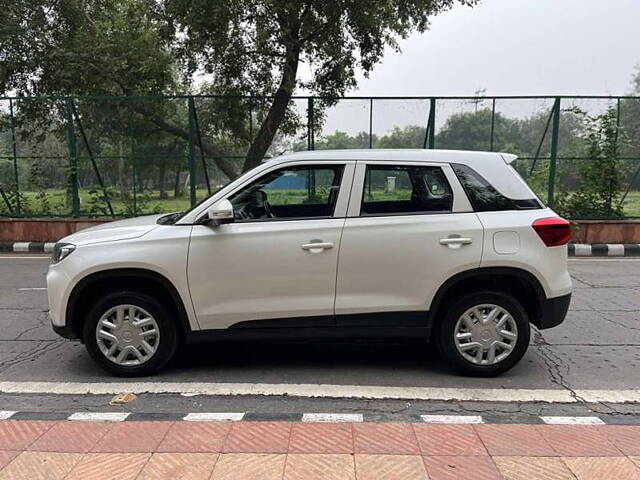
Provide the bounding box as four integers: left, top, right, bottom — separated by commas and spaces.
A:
188, 161, 354, 330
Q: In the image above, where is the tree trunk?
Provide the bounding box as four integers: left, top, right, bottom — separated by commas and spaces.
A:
174, 166, 182, 198
158, 156, 167, 199
243, 45, 300, 172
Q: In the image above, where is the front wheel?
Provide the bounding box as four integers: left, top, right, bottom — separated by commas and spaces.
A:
83, 291, 177, 377
436, 291, 530, 377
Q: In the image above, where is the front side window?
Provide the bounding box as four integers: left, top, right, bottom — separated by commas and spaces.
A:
229, 165, 344, 221
361, 165, 453, 215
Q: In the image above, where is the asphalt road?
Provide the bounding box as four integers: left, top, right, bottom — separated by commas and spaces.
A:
0, 254, 639, 417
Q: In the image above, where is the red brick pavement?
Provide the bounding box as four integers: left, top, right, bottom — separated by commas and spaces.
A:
1, 420, 640, 479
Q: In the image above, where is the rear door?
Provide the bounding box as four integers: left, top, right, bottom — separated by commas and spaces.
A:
334, 160, 483, 325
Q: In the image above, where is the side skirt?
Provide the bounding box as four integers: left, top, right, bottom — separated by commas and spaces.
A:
183, 311, 431, 344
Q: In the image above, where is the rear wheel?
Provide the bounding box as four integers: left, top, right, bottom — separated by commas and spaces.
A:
436, 291, 530, 376
83, 291, 177, 377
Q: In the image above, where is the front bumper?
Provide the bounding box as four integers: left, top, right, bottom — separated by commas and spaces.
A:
51, 320, 79, 340
537, 293, 571, 329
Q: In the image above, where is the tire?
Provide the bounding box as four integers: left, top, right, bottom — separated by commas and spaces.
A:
83, 290, 178, 377
435, 290, 530, 377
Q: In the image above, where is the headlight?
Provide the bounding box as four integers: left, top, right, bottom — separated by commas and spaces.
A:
52, 243, 76, 264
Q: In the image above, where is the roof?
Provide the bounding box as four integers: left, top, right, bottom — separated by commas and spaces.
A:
272, 149, 517, 164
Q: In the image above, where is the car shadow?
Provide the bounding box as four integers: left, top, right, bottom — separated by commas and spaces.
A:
168, 338, 449, 374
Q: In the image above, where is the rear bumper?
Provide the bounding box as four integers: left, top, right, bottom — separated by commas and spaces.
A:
537, 293, 571, 329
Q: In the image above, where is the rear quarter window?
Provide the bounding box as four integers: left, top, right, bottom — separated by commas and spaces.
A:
451, 163, 542, 212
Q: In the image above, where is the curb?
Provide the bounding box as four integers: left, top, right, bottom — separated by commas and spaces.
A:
1, 241, 640, 257
568, 243, 640, 257
1, 410, 638, 425
0, 242, 55, 253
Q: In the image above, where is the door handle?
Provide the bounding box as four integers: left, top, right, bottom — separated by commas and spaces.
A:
301, 241, 334, 252
439, 237, 473, 246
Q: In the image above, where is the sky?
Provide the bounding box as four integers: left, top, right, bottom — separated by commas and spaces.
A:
300, 0, 640, 136
344, 0, 640, 97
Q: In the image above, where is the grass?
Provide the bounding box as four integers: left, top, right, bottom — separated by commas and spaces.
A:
2, 188, 640, 218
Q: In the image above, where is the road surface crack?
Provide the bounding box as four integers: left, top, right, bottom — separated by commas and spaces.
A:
0, 340, 66, 373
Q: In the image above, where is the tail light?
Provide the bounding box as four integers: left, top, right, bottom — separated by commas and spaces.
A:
532, 217, 572, 247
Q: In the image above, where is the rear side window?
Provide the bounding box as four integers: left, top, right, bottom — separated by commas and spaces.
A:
361, 165, 453, 215
451, 163, 542, 212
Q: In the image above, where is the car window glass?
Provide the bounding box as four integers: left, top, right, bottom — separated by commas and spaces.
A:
451, 163, 542, 212
361, 165, 453, 215
229, 165, 344, 221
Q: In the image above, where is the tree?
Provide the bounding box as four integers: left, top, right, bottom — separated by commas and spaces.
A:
1, 0, 477, 177
555, 107, 627, 219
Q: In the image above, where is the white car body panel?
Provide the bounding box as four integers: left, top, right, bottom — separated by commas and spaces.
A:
60, 214, 164, 245
476, 208, 572, 298
188, 218, 345, 328
48, 224, 198, 330
335, 212, 484, 315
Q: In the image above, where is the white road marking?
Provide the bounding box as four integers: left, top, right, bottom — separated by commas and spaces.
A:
68, 412, 130, 422
540, 416, 605, 425
302, 413, 364, 422
18, 287, 47, 291
0, 381, 638, 404
0, 411, 16, 420
183, 412, 244, 421
420, 414, 483, 424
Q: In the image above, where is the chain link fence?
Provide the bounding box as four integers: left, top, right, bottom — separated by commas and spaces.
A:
1, 95, 639, 219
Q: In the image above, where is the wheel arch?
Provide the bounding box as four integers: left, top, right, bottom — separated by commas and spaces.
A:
66, 268, 193, 341
428, 267, 547, 330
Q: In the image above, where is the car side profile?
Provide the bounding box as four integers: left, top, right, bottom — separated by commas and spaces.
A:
47, 149, 572, 377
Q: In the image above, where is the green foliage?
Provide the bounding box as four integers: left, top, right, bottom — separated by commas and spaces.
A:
28, 161, 52, 215
2, 0, 477, 174
554, 107, 627, 219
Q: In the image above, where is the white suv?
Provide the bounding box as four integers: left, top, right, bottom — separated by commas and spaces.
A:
47, 149, 572, 377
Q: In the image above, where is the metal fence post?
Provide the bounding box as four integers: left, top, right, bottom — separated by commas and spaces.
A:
66, 98, 80, 217
8, 99, 20, 215
187, 96, 197, 207
369, 99, 373, 149
307, 98, 315, 150
128, 103, 137, 215
428, 98, 436, 149
489, 98, 496, 151
547, 97, 561, 208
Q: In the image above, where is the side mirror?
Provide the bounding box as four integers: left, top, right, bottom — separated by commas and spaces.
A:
201, 199, 234, 226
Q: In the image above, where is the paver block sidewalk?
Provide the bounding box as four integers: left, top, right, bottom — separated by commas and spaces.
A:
1, 420, 640, 479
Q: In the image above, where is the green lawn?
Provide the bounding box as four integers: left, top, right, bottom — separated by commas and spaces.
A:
2, 188, 640, 218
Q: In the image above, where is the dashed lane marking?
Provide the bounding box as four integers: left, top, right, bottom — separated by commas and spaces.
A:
540, 416, 606, 425
68, 412, 130, 422
183, 412, 245, 421
302, 413, 364, 422
420, 414, 484, 424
